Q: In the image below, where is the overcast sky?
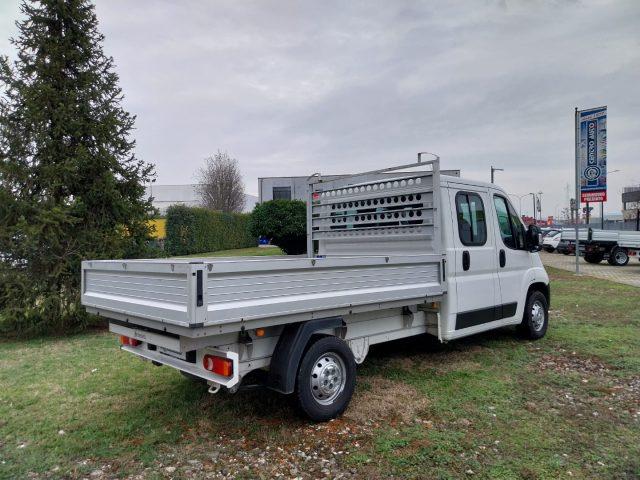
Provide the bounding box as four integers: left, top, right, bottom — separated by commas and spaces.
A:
1, 0, 639, 217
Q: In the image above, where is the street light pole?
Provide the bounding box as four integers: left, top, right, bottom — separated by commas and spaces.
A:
491, 166, 504, 184
508, 193, 530, 217
537, 191, 543, 223
529, 192, 537, 225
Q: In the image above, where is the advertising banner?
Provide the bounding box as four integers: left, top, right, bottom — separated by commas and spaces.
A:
577, 106, 607, 203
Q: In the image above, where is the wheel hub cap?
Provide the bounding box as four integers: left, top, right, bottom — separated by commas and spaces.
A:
531, 300, 545, 331
310, 353, 346, 405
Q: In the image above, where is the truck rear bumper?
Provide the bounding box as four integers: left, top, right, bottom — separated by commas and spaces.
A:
121, 345, 240, 388
111, 323, 240, 388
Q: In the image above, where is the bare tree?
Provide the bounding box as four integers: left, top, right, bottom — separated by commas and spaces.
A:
196, 151, 245, 213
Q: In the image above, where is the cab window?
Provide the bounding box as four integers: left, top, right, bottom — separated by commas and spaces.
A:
493, 195, 525, 249
455, 192, 487, 246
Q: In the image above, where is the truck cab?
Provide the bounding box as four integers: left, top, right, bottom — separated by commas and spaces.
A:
439, 176, 549, 341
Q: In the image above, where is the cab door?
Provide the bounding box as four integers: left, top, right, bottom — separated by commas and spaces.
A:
491, 194, 532, 321
448, 187, 500, 331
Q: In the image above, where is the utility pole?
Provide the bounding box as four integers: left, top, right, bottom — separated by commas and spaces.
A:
491, 166, 503, 184
586, 202, 590, 225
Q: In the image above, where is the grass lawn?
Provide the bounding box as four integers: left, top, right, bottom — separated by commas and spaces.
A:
177, 246, 283, 258
1, 266, 639, 479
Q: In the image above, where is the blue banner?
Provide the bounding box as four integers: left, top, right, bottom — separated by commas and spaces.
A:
578, 106, 607, 202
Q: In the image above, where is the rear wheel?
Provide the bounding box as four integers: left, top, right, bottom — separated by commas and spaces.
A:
295, 336, 356, 422
518, 290, 549, 340
543, 246, 555, 253
607, 247, 629, 266
584, 252, 604, 264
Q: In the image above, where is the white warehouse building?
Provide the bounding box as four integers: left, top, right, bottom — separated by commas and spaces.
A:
258, 170, 461, 203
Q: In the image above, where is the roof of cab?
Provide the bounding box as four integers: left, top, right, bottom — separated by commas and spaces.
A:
441, 174, 508, 196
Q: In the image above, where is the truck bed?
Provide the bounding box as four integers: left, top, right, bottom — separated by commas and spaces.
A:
590, 229, 640, 248
82, 253, 445, 336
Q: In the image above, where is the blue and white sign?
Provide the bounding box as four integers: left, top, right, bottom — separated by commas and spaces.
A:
577, 106, 607, 202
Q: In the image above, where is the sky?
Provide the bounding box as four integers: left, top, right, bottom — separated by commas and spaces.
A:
1, 0, 639, 218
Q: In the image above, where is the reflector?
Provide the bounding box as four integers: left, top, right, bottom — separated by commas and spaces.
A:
203, 354, 233, 377
119, 335, 141, 347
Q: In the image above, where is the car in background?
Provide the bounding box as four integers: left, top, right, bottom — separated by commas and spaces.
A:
542, 231, 562, 252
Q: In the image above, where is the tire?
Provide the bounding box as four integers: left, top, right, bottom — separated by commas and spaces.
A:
543, 246, 555, 253
584, 252, 604, 264
518, 290, 549, 340
562, 250, 570, 256
608, 247, 629, 266
295, 336, 356, 422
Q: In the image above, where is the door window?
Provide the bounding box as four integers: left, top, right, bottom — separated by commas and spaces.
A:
493, 195, 526, 249
455, 192, 487, 246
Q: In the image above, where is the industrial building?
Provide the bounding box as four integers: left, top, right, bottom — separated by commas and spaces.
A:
258, 170, 461, 203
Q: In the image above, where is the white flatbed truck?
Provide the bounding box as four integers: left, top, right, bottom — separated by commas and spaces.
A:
81, 155, 550, 421
583, 228, 640, 266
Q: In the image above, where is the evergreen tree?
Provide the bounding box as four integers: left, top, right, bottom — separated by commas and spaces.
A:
0, 0, 156, 335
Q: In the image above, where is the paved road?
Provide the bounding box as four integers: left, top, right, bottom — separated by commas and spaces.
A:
541, 251, 640, 288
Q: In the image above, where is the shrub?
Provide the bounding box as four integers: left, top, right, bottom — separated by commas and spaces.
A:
164, 205, 255, 256
249, 200, 306, 255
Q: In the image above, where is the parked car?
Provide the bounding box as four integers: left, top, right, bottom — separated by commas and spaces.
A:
542, 231, 561, 252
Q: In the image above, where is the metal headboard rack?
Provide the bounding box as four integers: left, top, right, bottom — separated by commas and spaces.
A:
307, 152, 442, 257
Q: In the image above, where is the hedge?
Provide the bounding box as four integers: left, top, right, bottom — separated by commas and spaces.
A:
249, 199, 307, 255
164, 205, 256, 256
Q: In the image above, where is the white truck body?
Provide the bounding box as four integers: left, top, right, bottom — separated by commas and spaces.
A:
81, 157, 550, 419
590, 229, 640, 249
583, 228, 640, 265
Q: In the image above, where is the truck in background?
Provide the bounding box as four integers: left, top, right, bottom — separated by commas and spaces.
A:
558, 228, 640, 266
583, 229, 640, 266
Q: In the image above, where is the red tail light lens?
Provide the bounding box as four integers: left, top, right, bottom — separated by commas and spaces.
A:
119, 335, 142, 347
203, 354, 233, 377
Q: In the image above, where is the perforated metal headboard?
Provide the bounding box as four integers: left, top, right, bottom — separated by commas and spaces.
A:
307, 155, 441, 257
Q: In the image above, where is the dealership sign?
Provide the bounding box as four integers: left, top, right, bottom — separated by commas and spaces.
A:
577, 106, 607, 203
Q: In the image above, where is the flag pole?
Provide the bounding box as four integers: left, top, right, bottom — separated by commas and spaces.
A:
574, 107, 580, 275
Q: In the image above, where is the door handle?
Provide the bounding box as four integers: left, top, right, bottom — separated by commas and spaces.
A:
462, 250, 470, 271
499, 249, 506, 268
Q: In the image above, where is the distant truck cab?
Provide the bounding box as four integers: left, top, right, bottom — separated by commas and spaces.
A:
82, 154, 549, 421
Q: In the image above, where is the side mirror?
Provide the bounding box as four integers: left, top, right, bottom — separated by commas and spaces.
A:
526, 225, 543, 252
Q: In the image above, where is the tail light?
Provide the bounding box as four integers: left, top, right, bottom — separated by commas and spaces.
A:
119, 335, 142, 347
203, 354, 233, 377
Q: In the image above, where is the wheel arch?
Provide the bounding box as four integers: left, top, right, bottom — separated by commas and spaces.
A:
527, 281, 550, 308
266, 317, 343, 394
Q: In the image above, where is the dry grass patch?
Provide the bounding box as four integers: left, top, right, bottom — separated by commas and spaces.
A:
345, 376, 429, 425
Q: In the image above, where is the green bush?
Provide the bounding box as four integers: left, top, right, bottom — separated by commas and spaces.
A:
249, 200, 307, 255
164, 205, 255, 256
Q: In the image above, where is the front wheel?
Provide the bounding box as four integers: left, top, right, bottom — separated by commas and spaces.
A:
518, 290, 549, 340
584, 252, 604, 264
296, 336, 356, 422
